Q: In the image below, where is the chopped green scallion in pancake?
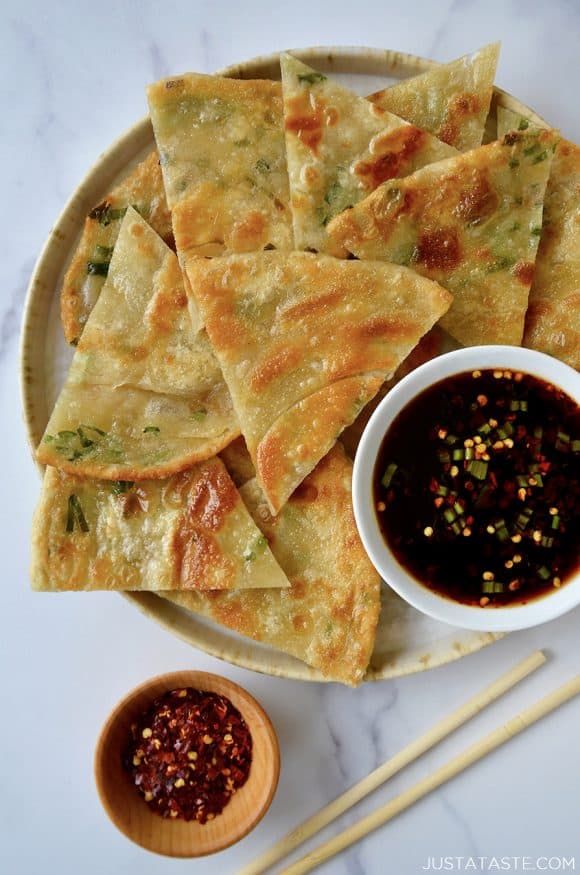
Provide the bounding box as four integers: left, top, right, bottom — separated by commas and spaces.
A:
147, 73, 293, 259
60, 150, 172, 344
38, 209, 239, 480
280, 53, 456, 255
328, 128, 557, 347
497, 107, 580, 367
31, 458, 289, 592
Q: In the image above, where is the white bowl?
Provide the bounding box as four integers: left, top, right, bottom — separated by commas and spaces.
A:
352, 346, 580, 632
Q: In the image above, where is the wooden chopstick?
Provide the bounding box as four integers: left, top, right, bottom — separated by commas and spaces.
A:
280, 674, 580, 875
239, 650, 546, 875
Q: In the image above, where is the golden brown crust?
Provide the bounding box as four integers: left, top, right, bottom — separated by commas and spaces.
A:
172, 463, 240, 590
256, 374, 384, 512
368, 43, 500, 151
147, 73, 293, 259
30, 459, 290, 593
60, 150, 172, 344
186, 251, 452, 513
166, 445, 381, 686
280, 54, 456, 255
328, 129, 557, 346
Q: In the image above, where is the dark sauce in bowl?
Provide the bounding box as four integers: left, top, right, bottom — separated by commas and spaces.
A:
373, 368, 580, 607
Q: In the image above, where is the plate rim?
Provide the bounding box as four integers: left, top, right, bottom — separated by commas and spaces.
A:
21, 44, 530, 682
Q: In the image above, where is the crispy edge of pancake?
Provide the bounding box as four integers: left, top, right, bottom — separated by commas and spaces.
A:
60, 150, 172, 345
165, 444, 381, 686
255, 374, 385, 514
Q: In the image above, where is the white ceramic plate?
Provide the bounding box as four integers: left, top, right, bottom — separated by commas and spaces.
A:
22, 46, 546, 682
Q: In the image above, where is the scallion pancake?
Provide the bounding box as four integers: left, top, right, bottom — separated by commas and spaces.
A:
166, 445, 381, 686
368, 43, 500, 151
497, 108, 580, 367
31, 458, 290, 592
186, 251, 452, 514
61, 150, 172, 345
37, 209, 239, 480
280, 54, 456, 255
328, 129, 557, 347
147, 73, 293, 258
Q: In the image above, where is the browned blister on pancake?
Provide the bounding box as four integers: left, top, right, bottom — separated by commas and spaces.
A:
38, 209, 240, 480
186, 250, 452, 513
61, 150, 172, 344
368, 43, 500, 151
147, 73, 293, 259
328, 129, 557, 347
166, 445, 381, 686
31, 458, 290, 592
280, 54, 456, 255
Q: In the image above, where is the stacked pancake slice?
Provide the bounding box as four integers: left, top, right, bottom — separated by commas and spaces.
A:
32, 44, 578, 685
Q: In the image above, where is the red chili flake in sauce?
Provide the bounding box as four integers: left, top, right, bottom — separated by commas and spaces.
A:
124, 688, 252, 822
373, 370, 579, 606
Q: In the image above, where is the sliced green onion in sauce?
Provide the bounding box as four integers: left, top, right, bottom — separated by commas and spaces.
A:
380, 463, 398, 489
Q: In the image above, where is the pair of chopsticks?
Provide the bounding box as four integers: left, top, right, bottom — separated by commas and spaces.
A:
239, 651, 580, 875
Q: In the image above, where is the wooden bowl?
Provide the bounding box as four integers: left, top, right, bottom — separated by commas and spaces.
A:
94, 671, 280, 857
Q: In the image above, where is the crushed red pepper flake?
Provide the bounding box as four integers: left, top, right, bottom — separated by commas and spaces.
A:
124, 688, 252, 823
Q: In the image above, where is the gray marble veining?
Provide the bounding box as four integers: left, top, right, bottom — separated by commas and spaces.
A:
3, 2, 579, 874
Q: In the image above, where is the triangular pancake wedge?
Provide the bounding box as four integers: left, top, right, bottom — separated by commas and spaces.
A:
167, 445, 381, 686
368, 43, 500, 151
31, 459, 290, 592
280, 53, 456, 255
328, 128, 557, 347
147, 73, 293, 259
497, 108, 579, 368
186, 251, 452, 514
37, 209, 239, 480
60, 150, 172, 345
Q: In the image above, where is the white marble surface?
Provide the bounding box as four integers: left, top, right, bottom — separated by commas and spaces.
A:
2, 1, 579, 873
